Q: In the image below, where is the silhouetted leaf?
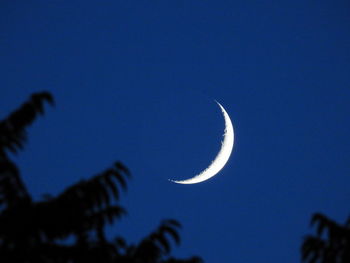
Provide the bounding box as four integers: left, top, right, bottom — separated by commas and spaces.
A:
163, 219, 182, 228
111, 170, 127, 191
115, 162, 131, 177
102, 171, 120, 200
160, 225, 181, 245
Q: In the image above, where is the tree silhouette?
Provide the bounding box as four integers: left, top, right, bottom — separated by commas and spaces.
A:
0, 92, 202, 263
302, 213, 350, 263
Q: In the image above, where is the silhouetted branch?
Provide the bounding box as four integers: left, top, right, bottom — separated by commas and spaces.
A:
125, 219, 183, 262
0, 91, 53, 154
302, 212, 350, 263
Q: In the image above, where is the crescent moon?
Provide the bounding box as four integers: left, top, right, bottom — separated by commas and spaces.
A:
170, 101, 234, 184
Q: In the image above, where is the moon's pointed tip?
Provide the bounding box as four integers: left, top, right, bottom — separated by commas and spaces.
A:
168, 179, 178, 184
169, 179, 186, 184
214, 100, 224, 109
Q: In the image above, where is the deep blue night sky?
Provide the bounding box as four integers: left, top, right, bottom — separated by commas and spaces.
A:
1, 1, 350, 262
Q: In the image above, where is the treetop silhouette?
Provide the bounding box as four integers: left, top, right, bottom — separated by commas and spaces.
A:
0, 92, 202, 263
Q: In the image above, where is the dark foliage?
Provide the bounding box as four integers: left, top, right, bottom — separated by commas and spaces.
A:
0, 92, 202, 263
302, 213, 350, 263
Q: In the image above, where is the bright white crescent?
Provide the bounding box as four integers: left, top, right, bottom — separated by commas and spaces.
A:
170, 101, 234, 184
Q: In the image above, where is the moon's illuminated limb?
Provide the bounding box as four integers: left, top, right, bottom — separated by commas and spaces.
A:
170, 101, 234, 184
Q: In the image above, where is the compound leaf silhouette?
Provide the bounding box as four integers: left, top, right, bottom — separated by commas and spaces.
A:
302, 212, 350, 263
